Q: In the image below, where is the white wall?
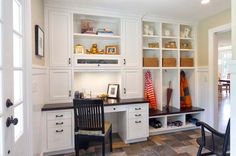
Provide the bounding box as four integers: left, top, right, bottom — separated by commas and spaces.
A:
32, 68, 47, 156
231, 0, 236, 154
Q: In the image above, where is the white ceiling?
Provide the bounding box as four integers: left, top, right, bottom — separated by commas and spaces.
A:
53, 0, 231, 21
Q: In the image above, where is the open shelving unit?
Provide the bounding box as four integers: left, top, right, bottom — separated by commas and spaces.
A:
142, 20, 200, 135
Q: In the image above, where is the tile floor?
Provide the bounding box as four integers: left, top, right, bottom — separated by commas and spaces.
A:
56, 129, 204, 156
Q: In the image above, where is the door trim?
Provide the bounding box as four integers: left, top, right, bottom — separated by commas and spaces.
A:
208, 23, 231, 128
24, 0, 32, 155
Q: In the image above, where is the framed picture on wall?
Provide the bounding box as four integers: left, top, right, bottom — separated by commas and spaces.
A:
107, 84, 119, 99
35, 25, 44, 57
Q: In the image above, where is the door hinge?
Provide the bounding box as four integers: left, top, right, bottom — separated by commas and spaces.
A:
124, 88, 126, 94
69, 90, 72, 97
123, 59, 126, 65
68, 58, 71, 65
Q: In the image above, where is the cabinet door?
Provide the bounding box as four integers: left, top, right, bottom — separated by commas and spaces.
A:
49, 11, 71, 67
123, 19, 141, 68
49, 70, 72, 102
122, 70, 142, 98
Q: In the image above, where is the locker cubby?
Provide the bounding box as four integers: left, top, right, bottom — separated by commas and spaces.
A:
162, 69, 179, 109
180, 69, 196, 107
143, 69, 162, 110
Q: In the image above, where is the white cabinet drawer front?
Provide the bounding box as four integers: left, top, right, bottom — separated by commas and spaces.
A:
104, 105, 127, 113
47, 119, 72, 128
47, 111, 72, 120
47, 127, 73, 150
128, 104, 147, 113
129, 111, 147, 119
128, 118, 148, 140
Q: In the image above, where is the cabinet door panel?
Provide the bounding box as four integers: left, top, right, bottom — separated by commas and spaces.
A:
128, 118, 147, 140
124, 19, 141, 68
49, 11, 71, 67
49, 70, 72, 102
122, 70, 142, 98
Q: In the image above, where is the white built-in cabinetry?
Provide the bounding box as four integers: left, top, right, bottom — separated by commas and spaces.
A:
49, 11, 71, 67
47, 9, 143, 102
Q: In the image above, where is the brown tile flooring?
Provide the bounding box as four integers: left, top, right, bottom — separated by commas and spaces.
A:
56, 129, 204, 156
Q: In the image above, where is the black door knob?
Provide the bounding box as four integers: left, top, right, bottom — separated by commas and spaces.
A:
6, 116, 18, 127
6, 99, 13, 108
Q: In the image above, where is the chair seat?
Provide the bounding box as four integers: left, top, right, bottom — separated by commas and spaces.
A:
75, 121, 112, 136
197, 135, 230, 156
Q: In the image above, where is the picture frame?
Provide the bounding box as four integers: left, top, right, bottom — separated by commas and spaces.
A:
35, 25, 44, 57
105, 45, 119, 55
107, 84, 119, 99
74, 44, 85, 54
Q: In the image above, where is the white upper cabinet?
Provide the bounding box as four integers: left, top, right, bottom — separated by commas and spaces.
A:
123, 19, 141, 68
121, 69, 142, 98
49, 11, 71, 67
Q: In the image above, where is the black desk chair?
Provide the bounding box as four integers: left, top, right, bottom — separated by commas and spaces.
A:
73, 99, 112, 156
196, 119, 230, 156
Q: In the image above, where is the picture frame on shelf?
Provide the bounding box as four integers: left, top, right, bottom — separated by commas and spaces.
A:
74, 44, 85, 54
105, 45, 119, 55
107, 84, 119, 99
35, 25, 44, 57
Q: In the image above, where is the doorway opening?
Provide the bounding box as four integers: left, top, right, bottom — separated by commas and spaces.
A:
208, 23, 231, 131
217, 31, 231, 132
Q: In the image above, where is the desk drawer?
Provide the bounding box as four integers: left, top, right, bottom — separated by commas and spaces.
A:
47, 126, 72, 150
104, 105, 127, 113
128, 104, 147, 113
128, 118, 148, 140
129, 111, 147, 119
47, 111, 72, 120
47, 119, 72, 128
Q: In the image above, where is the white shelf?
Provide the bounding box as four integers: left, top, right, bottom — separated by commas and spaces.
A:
180, 49, 194, 52
162, 48, 178, 51
149, 126, 166, 133
73, 54, 120, 57
179, 67, 195, 70
73, 33, 121, 39
162, 67, 178, 70
180, 37, 193, 40
143, 35, 160, 38
162, 36, 178, 39
143, 67, 160, 70
143, 47, 160, 50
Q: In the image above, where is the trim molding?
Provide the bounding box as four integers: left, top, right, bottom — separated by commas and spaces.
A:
196, 66, 209, 72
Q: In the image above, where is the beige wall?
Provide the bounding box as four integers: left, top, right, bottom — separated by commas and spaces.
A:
32, 0, 45, 66
232, 0, 236, 59
197, 9, 231, 66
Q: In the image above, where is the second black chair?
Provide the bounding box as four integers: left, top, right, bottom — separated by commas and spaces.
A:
73, 99, 112, 156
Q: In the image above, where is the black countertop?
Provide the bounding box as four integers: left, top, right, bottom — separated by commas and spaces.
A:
41, 98, 148, 111
149, 106, 204, 117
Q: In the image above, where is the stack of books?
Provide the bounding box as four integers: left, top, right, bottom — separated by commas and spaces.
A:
96, 28, 114, 36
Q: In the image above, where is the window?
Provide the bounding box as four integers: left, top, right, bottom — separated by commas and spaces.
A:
218, 46, 232, 79
13, 0, 23, 142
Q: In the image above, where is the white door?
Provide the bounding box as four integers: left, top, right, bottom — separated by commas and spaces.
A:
0, 0, 27, 155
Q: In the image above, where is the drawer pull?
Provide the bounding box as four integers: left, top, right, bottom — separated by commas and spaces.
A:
135, 121, 142, 124
135, 108, 141, 110
113, 108, 116, 110
135, 114, 142, 117
56, 129, 64, 133
56, 122, 64, 125
56, 115, 63, 118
